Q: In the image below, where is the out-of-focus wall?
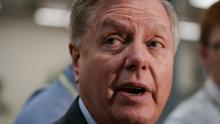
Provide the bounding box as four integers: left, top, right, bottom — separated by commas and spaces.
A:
0, 16, 71, 124
0, 0, 214, 124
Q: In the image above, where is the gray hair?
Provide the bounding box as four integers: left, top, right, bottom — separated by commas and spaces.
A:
161, 0, 180, 51
70, 0, 180, 50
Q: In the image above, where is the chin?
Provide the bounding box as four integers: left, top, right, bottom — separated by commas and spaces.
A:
111, 106, 157, 124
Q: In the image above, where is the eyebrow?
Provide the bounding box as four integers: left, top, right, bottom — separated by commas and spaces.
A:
99, 18, 169, 39
149, 23, 168, 38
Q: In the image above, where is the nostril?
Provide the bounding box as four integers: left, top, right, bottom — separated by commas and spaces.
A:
142, 66, 146, 70
126, 64, 147, 71
127, 64, 137, 71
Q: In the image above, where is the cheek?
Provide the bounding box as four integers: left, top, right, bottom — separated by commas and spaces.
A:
79, 52, 124, 96
208, 55, 219, 69
210, 56, 220, 73
213, 56, 220, 64
89, 52, 125, 80
154, 55, 173, 104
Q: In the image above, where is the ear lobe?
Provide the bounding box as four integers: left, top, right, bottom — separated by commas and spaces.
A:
69, 43, 80, 83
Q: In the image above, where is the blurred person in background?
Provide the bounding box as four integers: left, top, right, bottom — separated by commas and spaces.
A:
14, 65, 78, 124
54, 0, 179, 124
0, 79, 8, 114
165, 1, 220, 124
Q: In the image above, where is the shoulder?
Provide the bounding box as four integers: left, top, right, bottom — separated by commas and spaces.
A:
164, 89, 213, 124
14, 81, 74, 124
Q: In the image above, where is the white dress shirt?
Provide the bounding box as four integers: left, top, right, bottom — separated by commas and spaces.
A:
164, 79, 220, 124
79, 98, 97, 124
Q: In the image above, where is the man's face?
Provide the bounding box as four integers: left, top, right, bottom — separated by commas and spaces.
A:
71, 0, 174, 123
204, 24, 220, 85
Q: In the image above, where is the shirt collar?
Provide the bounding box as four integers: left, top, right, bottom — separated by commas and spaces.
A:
205, 78, 220, 106
79, 97, 97, 124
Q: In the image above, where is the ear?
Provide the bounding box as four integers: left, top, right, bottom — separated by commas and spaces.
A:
199, 44, 209, 67
69, 43, 80, 83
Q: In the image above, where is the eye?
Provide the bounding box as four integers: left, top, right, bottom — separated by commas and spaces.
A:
209, 42, 220, 51
146, 40, 163, 49
103, 35, 123, 47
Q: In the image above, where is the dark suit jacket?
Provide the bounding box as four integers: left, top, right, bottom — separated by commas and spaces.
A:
54, 96, 88, 124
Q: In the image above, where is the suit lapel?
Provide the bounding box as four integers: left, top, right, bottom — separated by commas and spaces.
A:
54, 96, 87, 124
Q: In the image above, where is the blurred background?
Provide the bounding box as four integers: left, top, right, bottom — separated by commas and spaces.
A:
0, 0, 218, 123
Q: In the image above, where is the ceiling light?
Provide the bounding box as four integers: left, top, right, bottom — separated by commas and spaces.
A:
179, 21, 201, 41
34, 8, 70, 28
189, 0, 218, 9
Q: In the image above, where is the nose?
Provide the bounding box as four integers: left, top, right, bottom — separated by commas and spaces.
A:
125, 44, 149, 72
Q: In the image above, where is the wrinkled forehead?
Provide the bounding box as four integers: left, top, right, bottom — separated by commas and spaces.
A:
91, 0, 170, 28
94, 0, 167, 17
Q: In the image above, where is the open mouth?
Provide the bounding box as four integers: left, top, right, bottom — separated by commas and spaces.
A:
116, 83, 148, 95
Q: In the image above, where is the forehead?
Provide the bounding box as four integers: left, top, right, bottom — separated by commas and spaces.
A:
94, 0, 168, 20
209, 24, 220, 43
92, 0, 170, 32
96, 0, 165, 12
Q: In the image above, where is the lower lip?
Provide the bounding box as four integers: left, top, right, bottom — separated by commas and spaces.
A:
116, 91, 153, 105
